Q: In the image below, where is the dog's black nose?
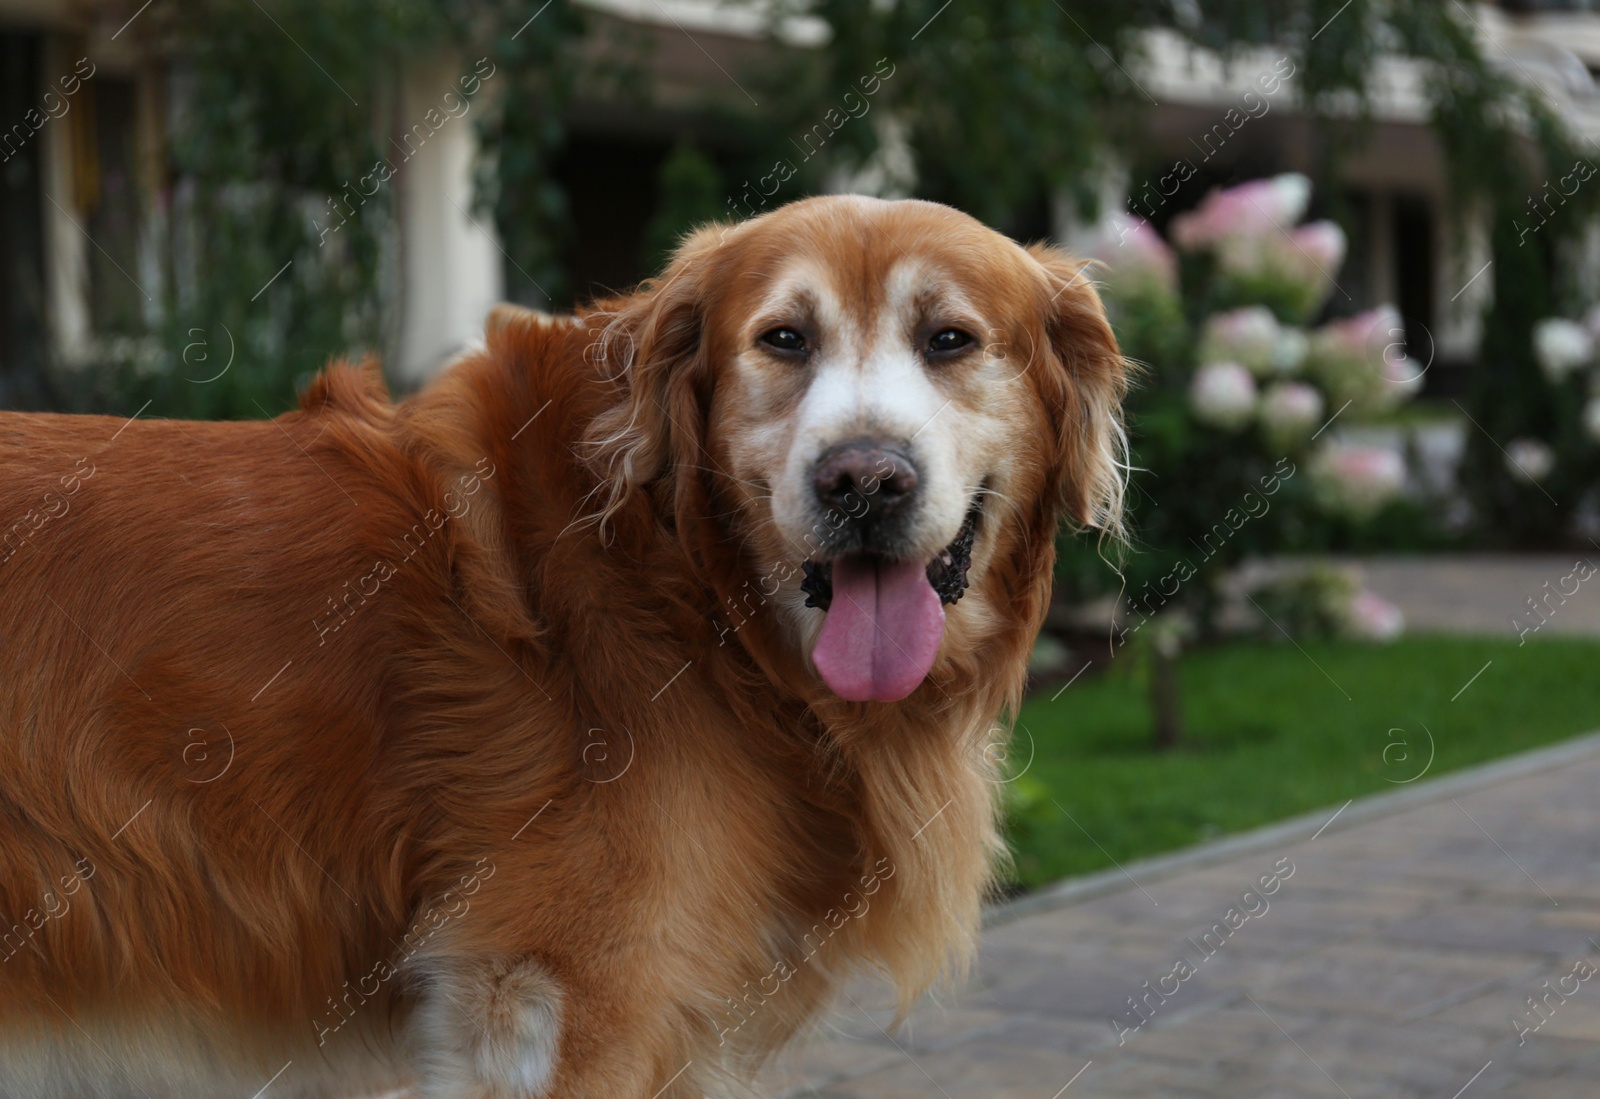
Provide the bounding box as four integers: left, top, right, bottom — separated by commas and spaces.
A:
812, 440, 919, 519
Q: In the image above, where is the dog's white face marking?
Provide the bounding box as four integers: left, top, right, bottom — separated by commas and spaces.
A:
727, 257, 1024, 566
409, 956, 564, 1098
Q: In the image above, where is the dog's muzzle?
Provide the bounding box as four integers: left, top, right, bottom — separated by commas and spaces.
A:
799, 496, 981, 611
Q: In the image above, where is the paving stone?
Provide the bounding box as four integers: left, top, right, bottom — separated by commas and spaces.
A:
1516, 994, 1600, 1046
1512, 1079, 1600, 1099
1378, 905, 1600, 958
1280, 879, 1459, 923
1137, 1055, 1378, 1098
1196, 914, 1351, 962
1422, 990, 1542, 1042
1358, 555, 1600, 636
818, 1041, 1091, 1099
864, 1003, 1014, 1053
965, 957, 1237, 1023
1249, 942, 1541, 1019
1225, 1015, 1508, 1094
760, 1034, 902, 1098
1113, 1001, 1322, 1067
979, 918, 1178, 965
973, 1012, 1123, 1056
1060, 1058, 1213, 1097
773, 738, 1600, 1098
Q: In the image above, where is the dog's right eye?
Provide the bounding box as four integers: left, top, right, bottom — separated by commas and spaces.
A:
760, 328, 807, 353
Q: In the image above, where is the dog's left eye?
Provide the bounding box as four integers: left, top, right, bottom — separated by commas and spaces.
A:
761, 327, 807, 353
928, 329, 974, 354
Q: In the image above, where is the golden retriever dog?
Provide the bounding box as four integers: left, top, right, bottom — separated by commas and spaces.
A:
0, 195, 1126, 1097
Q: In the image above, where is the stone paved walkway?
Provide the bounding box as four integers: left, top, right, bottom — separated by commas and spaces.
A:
760, 732, 1600, 1098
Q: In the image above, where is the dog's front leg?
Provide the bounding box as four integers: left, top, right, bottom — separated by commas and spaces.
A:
406, 953, 702, 1098
407, 956, 565, 1099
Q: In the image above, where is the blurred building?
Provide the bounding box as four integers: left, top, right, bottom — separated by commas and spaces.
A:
0, 0, 1597, 394
0, 1, 509, 391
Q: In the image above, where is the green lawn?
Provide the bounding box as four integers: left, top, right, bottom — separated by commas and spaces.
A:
1003, 635, 1600, 888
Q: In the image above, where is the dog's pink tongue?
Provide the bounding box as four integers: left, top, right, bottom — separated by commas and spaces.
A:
812, 556, 945, 702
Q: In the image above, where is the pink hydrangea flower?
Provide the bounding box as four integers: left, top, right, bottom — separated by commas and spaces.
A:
1288, 220, 1347, 275
1312, 443, 1406, 516
1316, 306, 1402, 355
1189, 362, 1258, 429
1085, 212, 1178, 295
1273, 328, 1309, 373
1305, 306, 1420, 414
1259, 382, 1325, 439
1380, 353, 1424, 398
1169, 176, 1343, 315
1171, 174, 1311, 248
1200, 307, 1280, 375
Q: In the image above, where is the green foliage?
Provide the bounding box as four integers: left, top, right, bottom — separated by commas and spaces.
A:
785, 1, 1594, 236
1459, 190, 1600, 547
1005, 635, 1600, 887
1460, 200, 1561, 545
473, 0, 588, 305
81, 0, 583, 418
1111, 274, 1189, 375
784, 0, 1166, 225
1206, 266, 1327, 329
639, 143, 726, 276
115, 0, 456, 418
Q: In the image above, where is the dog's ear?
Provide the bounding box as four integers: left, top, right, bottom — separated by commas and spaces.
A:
584, 225, 728, 534
1023, 243, 1131, 542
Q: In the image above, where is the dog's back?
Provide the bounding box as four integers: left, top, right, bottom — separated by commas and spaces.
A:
0, 397, 430, 1093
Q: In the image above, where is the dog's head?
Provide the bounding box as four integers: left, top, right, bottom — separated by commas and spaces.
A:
586, 195, 1127, 704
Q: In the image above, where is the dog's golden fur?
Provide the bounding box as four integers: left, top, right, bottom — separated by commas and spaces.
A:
0, 196, 1126, 1096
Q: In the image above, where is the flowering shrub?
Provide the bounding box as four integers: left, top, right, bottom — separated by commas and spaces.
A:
1100, 211, 1178, 293
1170, 175, 1312, 247
1125, 177, 1418, 466
1062, 172, 1425, 642
1458, 184, 1600, 547
1473, 305, 1600, 537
